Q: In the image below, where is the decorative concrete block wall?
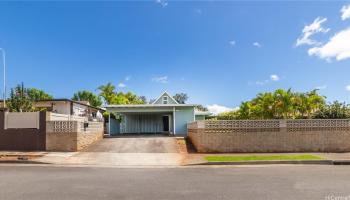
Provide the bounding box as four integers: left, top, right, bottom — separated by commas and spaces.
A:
46, 121, 103, 151
188, 120, 350, 153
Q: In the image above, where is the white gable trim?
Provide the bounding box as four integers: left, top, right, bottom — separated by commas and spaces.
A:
152, 91, 179, 105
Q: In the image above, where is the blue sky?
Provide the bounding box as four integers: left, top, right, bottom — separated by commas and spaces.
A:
0, 1, 350, 114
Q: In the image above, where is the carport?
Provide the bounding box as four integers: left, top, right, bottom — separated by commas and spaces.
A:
112, 111, 174, 135
105, 92, 201, 136
105, 104, 179, 135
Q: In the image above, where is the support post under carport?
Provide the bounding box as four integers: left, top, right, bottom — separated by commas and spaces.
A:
108, 112, 111, 136
173, 107, 176, 135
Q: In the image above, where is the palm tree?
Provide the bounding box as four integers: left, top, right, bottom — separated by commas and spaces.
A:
72, 90, 102, 107
250, 92, 274, 119
238, 101, 251, 119
273, 89, 293, 119
97, 82, 116, 104
305, 89, 325, 118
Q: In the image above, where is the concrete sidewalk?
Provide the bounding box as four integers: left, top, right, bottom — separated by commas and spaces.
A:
3, 151, 350, 166
2, 151, 183, 166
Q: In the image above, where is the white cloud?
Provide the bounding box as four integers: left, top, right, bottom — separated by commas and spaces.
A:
155, 0, 168, 7
229, 40, 236, 46
152, 76, 168, 84
251, 74, 281, 86
308, 27, 350, 61
253, 42, 262, 47
125, 76, 131, 81
346, 85, 350, 91
118, 83, 126, 88
341, 4, 350, 20
255, 80, 269, 85
296, 17, 330, 46
270, 74, 280, 81
315, 85, 327, 90
207, 104, 235, 115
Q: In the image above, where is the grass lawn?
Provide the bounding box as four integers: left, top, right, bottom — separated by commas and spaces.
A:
205, 154, 325, 162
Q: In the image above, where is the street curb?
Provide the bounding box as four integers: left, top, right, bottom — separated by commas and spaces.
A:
332, 160, 350, 165
196, 160, 334, 165
0, 160, 50, 164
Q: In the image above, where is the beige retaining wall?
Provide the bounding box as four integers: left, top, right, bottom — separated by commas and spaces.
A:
188, 120, 350, 153
46, 121, 104, 151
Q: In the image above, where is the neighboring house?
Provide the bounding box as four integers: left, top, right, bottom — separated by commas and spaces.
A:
105, 91, 211, 136
34, 99, 104, 120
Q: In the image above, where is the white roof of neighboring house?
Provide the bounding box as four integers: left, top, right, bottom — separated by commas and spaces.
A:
194, 110, 212, 116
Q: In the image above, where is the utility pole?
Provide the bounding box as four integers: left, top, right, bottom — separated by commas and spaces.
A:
0, 48, 5, 108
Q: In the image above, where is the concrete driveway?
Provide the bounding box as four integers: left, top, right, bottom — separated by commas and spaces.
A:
82, 136, 179, 153
40, 136, 183, 166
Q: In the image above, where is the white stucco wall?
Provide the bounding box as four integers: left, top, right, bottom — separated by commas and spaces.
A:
52, 102, 71, 115
72, 103, 88, 116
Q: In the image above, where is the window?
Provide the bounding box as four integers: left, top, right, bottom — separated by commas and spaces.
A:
163, 96, 168, 104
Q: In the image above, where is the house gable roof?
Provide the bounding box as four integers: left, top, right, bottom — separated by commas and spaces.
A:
152, 91, 179, 105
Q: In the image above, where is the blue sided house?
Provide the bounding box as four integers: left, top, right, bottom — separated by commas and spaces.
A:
105, 92, 210, 136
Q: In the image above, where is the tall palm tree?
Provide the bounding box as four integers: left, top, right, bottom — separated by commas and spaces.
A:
273, 89, 293, 119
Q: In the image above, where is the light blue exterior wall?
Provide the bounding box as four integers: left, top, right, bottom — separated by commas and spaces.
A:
108, 118, 120, 135
195, 115, 206, 121
175, 107, 195, 135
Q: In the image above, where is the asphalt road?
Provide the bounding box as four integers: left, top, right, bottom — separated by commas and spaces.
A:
1, 165, 350, 200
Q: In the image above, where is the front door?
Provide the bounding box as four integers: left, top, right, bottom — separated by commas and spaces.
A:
162, 116, 169, 132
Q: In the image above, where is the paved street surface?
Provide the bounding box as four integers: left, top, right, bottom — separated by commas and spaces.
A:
1, 165, 350, 200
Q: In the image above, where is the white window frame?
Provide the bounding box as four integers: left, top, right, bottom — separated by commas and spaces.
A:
163, 96, 168, 104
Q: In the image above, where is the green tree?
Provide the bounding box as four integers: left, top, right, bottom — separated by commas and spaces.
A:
273, 88, 294, 119
7, 83, 33, 112
110, 93, 128, 105
250, 92, 275, 119
305, 89, 325, 118
138, 96, 147, 104
196, 104, 208, 112
231, 88, 326, 120
72, 90, 102, 107
236, 102, 251, 119
217, 111, 239, 120
173, 93, 188, 104
97, 82, 116, 104
110, 92, 146, 105
27, 88, 53, 101
313, 101, 350, 119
